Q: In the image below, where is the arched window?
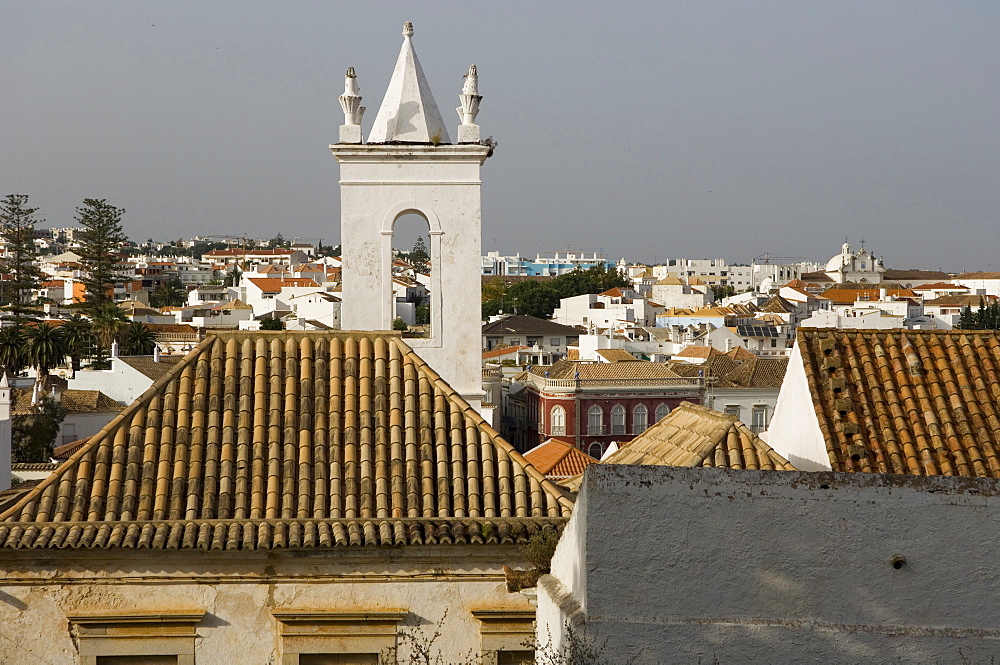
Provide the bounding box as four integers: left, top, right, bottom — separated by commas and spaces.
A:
588, 406, 604, 435
588, 442, 604, 458
611, 405, 626, 435
550, 405, 566, 435
655, 403, 670, 422
392, 213, 432, 335
633, 404, 648, 434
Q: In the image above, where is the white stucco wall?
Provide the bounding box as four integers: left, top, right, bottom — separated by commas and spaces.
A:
331, 144, 490, 403
68, 361, 151, 407
764, 341, 830, 470
538, 465, 1000, 664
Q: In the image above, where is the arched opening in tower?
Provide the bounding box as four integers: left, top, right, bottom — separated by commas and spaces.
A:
391, 213, 433, 337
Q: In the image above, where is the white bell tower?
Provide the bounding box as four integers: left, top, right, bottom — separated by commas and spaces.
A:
330, 22, 491, 408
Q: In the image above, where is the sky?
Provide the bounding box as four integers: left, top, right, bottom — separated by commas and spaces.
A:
2, 2, 998, 271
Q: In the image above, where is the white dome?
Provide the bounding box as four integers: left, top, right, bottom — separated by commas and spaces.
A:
826, 254, 847, 272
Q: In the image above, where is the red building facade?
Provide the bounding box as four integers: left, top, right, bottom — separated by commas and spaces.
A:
517, 362, 702, 458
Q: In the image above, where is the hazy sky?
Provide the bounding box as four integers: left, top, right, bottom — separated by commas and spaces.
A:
2, 2, 998, 270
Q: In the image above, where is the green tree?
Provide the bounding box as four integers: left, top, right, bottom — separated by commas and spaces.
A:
150, 277, 186, 308
260, 315, 283, 330
506, 280, 561, 319
268, 233, 289, 249
0, 325, 27, 376
89, 302, 128, 367
24, 323, 68, 379
223, 265, 242, 288
0, 194, 42, 320
710, 284, 736, 301
409, 236, 429, 273
415, 304, 430, 325
61, 314, 95, 371
392, 317, 408, 331
11, 395, 66, 464
76, 198, 128, 310
120, 321, 157, 356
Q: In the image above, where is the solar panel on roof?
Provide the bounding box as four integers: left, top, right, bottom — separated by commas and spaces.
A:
736, 325, 779, 338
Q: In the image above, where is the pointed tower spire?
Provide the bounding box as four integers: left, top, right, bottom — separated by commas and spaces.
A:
367, 22, 451, 144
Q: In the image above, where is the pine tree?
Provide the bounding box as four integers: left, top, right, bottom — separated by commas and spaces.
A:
0, 194, 42, 321
76, 198, 128, 310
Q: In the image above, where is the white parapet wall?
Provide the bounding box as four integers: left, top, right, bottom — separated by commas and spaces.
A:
538, 465, 1000, 663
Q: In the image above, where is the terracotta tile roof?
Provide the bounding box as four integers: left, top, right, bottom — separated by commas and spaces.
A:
12, 389, 122, 416
924, 294, 996, 307
723, 357, 788, 388
599, 287, 626, 297
957, 272, 1000, 280
482, 345, 527, 360
531, 359, 681, 381
797, 329, 1000, 477
595, 349, 637, 362
248, 277, 320, 292
675, 345, 719, 360
724, 347, 757, 362
821, 288, 917, 305
913, 282, 965, 290
760, 296, 796, 314
562, 403, 795, 490
52, 437, 90, 459
0, 331, 570, 550
213, 298, 253, 311
119, 355, 185, 380
655, 276, 684, 286
523, 439, 596, 478
481, 315, 581, 336
798, 271, 835, 283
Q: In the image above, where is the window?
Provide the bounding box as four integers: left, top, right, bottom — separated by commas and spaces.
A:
655, 403, 670, 422
550, 337, 561, 346
633, 405, 648, 434
587, 406, 604, 435
509, 338, 521, 346
273, 611, 406, 665
724, 405, 741, 418
550, 405, 566, 435
588, 441, 604, 458
752, 406, 768, 433
472, 609, 536, 665
611, 405, 626, 435
69, 612, 203, 665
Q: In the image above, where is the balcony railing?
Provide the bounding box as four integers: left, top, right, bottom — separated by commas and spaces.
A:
588, 425, 605, 436
551, 425, 566, 436
520, 373, 702, 391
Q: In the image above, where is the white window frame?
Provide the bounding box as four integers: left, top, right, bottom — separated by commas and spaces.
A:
611, 405, 626, 435
633, 404, 648, 434
588, 441, 604, 458
655, 403, 670, 422
587, 406, 604, 435
472, 610, 535, 665
550, 405, 566, 436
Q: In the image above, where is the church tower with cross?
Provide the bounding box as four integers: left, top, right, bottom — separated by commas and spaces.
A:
330, 22, 491, 409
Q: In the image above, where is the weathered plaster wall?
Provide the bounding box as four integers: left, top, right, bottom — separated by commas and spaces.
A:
764, 341, 830, 470
0, 546, 533, 663
538, 465, 1000, 664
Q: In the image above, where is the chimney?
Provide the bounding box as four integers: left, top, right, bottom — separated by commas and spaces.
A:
0, 375, 11, 491
879, 287, 887, 301
154, 345, 161, 362
111, 340, 119, 358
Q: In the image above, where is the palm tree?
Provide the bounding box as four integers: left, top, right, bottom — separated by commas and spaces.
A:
223, 265, 242, 288
24, 323, 68, 379
89, 302, 127, 366
150, 278, 186, 308
0, 325, 26, 376
120, 321, 157, 356
61, 314, 95, 371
